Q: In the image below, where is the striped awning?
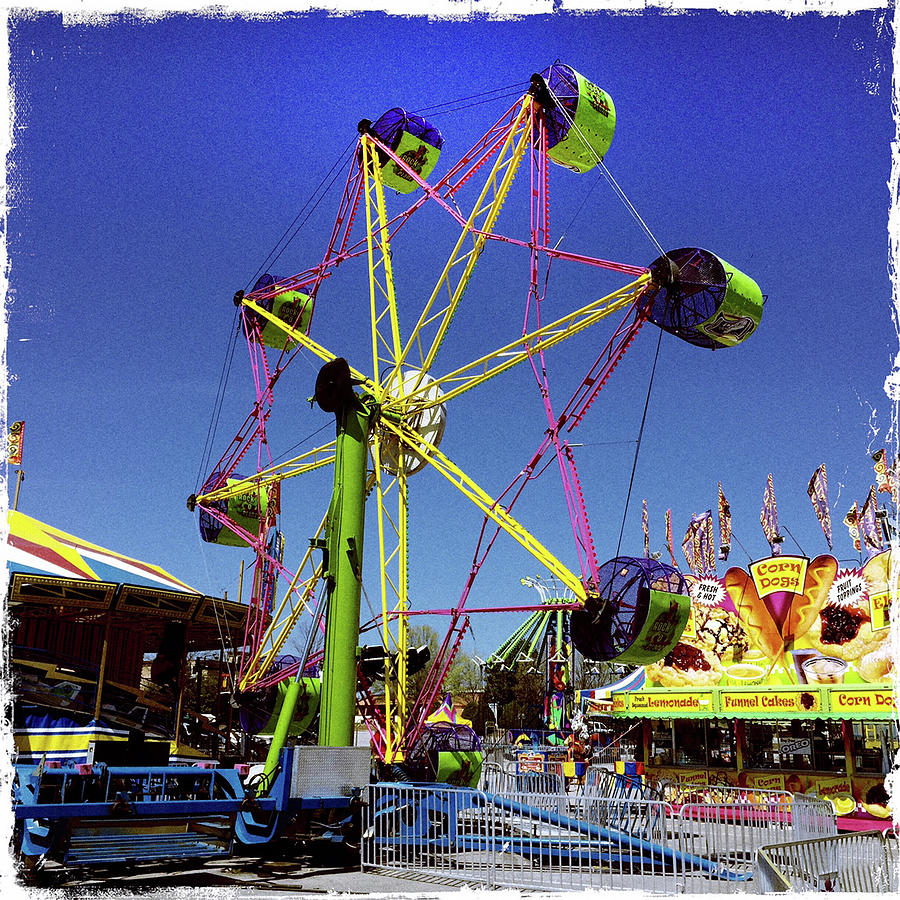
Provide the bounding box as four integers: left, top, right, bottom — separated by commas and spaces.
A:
7, 510, 250, 648
7, 510, 199, 592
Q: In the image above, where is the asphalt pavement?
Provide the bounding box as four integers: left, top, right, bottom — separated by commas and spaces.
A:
14, 854, 469, 897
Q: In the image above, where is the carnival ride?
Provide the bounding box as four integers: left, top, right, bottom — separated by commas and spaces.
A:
189, 62, 763, 777
485, 575, 579, 734
15, 63, 764, 877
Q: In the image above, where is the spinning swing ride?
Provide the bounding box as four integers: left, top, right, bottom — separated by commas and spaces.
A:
189, 62, 763, 775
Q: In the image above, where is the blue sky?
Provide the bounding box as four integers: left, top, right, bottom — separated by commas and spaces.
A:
6, 8, 896, 661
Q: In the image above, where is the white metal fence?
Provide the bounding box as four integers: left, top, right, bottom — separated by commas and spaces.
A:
755, 830, 898, 893
362, 782, 836, 893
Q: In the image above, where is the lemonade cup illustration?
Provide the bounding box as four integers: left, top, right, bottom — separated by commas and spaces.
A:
801, 655, 848, 685
725, 662, 766, 685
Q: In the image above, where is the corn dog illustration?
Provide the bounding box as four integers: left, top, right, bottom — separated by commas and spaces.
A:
724, 555, 837, 678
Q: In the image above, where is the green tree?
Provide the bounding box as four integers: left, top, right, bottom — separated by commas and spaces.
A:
484, 661, 544, 730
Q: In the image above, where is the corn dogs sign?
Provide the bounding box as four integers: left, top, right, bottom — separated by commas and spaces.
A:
749, 555, 808, 596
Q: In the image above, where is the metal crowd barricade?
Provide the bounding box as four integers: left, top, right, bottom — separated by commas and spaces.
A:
755, 830, 898, 893
363, 781, 691, 893
580, 765, 663, 801
363, 781, 826, 893
478, 761, 505, 793
479, 761, 565, 794
788, 792, 838, 840
677, 797, 791, 878
660, 781, 793, 808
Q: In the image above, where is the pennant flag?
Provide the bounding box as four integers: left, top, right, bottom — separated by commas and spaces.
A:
684, 511, 716, 575
717, 483, 731, 561
876, 508, 895, 544
682, 518, 701, 575
859, 485, 883, 558
665, 509, 677, 568
7, 420, 24, 466
760, 473, 784, 556
642, 499, 650, 558
844, 502, 862, 552
685, 511, 716, 576
872, 448, 896, 496
700, 510, 716, 574
807, 463, 833, 550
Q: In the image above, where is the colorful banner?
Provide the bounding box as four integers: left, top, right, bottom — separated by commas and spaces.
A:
628, 690, 713, 715
665, 509, 677, 568
683, 513, 714, 576
615, 684, 892, 719
807, 464, 833, 551
719, 687, 821, 715
643, 765, 886, 818
829, 686, 895, 715
691, 510, 716, 575
844, 502, 862, 552
872, 448, 895, 496
760, 473, 783, 556
642, 498, 650, 558
7, 420, 24, 466
682, 520, 699, 575
717, 483, 731, 561
859, 485, 882, 558
640, 549, 894, 692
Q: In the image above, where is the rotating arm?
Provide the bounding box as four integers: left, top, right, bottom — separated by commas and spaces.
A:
240, 297, 379, 395
195, 442, 337, 506
381, 274, 651, 415
378, 415, 586, 602
391, 97, 536, 390
237, 512, 329, 691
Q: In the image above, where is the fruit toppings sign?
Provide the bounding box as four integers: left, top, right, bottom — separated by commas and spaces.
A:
828, 569, 869, 608
749, 556, 808, 597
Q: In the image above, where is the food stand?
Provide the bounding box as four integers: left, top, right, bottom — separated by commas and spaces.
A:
586, 549, 896, 828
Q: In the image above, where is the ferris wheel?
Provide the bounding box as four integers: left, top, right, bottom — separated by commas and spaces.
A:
189, 62, 763, 766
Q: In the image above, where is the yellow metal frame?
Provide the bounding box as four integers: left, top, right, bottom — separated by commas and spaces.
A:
237, 513, 328, 691
380, 415, 586, 601
196, 442, 337, 506
392, 96, 535, 393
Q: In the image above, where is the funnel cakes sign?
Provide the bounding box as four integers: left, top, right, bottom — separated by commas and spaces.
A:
642, 549, 895, 690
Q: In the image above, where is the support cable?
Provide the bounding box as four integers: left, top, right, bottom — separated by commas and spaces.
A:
195, 305, 241, 493
615, 327, 663, 559
545, 82, 668, 261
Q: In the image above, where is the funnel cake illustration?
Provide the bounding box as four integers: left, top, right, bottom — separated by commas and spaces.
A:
724, 555, 838, 677
806, 549, 893, 668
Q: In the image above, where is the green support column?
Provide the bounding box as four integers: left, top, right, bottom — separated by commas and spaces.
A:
318, 396, 374, 747
259, 678, 301, 792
